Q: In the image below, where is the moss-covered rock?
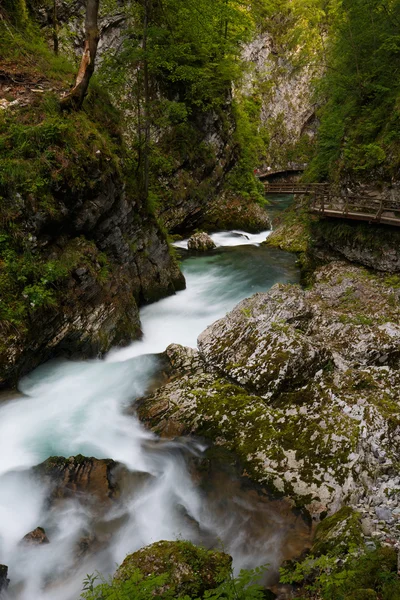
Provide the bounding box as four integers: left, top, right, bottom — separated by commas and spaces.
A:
115, 540, 232, 599
0, 32, 185, 387
311, 507, 363, 556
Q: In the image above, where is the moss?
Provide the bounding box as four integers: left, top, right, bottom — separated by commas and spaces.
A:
189, 378, 358, 498
116, 541, 232, 599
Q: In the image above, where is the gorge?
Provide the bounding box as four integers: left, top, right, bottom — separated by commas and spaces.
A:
1, 0, 400, 599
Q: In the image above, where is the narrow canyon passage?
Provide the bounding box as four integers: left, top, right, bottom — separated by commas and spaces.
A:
0, 208, 312, 599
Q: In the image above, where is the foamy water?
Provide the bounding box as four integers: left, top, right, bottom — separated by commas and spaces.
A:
173, 229, 271, 250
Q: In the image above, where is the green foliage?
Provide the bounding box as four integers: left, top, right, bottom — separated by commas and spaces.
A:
0, 233, 109, 330
98, 0, 272, 209
280, 546, 400, 600
225, 97, 267, 204
80, 565, 266, 600
307, 0, 400, 180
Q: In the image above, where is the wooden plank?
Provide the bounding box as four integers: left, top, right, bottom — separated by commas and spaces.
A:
309, 208, 400, 227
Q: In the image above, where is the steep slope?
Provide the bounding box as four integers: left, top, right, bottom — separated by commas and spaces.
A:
0, 7, 184, 387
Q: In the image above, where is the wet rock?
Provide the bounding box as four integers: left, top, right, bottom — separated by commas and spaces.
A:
34, 455, 120, 510
115, 540, 232, 599
0, 565, 9, 596
187, 232, 216, 252
21, 527, 50, 545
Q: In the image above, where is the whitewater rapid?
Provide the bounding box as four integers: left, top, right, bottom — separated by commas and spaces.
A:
0, 229, 305, 600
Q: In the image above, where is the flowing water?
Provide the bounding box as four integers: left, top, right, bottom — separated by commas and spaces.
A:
0, 201, 311, 599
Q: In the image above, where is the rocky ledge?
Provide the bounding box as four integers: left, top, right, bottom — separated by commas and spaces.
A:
138, 261, 400, 544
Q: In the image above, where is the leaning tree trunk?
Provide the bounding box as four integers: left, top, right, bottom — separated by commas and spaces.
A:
61, 0, 100, 110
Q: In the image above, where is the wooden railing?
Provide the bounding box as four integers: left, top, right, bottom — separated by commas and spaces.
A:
264, 182, 328, 195
263, 182, 400, 227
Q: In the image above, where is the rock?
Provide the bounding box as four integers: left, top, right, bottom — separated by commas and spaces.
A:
376, 507, 394, 523
0, 565, 9, 596
312, 209, 400, 273
0, 136, 185, 389
361, 518, 374, 536
138, 262, 400, 519
242, 32, 318, 172
311, 507, 363, 556
187, 232, 216, 252
115, 540, 232, 599
201, 194, 271, 233
34, 455, 121, 511
198, 284, 328, 399
21, 527, 50, 545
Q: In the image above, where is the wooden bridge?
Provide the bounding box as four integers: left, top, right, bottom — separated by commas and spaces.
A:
264, 182, 400, 227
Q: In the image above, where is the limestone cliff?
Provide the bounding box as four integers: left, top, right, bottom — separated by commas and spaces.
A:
241, 29, 319, 173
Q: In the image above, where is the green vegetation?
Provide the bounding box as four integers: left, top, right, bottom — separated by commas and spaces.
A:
0, 9, 124, 348
80, 541, 266, 600
281, 545, 400, 600
305, 0, 400, 181
98, 0, 273, 210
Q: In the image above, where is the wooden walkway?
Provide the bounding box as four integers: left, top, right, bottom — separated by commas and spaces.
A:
263, 181, 400, 227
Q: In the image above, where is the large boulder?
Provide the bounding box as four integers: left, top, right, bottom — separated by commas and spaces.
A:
198, 285, 327, 399
187, 232, 216, 252
115, 540, 232, 599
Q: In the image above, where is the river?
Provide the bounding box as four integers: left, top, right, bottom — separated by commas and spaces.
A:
0, 199, 311, 599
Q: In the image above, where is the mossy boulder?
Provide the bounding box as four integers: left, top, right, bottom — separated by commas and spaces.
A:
311, 507, 363, 556
198, 284, 329, 400
187, 232, 216, 251
115, 541, 232, 599
200, 193, 271, 233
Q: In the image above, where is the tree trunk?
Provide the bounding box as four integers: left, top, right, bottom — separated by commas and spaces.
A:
52, 0, 59, 55
61, 0, 100, 110
142, 0, 150, 201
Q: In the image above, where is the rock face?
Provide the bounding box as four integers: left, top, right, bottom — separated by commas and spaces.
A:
0, 565, 9, 596
187, 232, 216, 252
311, 217, 400, 273
21, 527, 50, 546
0, 158, 185, 389
138, 262, 400, 530
241, 32, 319, 171
115, 540, 232, 599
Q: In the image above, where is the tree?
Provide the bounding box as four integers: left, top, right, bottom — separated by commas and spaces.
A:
61, 0, 100, 110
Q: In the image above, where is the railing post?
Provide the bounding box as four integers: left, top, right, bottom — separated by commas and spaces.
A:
375, 196, 384, 222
